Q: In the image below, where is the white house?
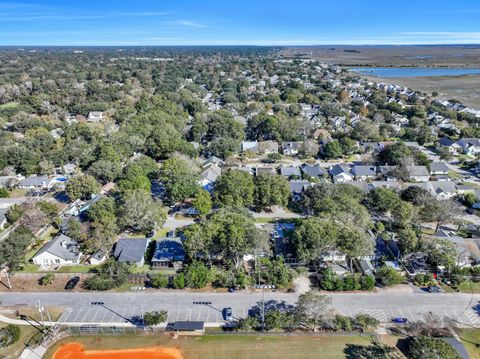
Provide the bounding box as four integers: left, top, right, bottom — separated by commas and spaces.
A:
455, 138, 480, 155
32, 234, 82, 269
87, 111, 104, 122
329, 164, 353, 183
406, 166, 430, 182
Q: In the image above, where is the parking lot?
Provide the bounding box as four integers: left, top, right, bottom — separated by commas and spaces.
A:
2, 291, 480, 327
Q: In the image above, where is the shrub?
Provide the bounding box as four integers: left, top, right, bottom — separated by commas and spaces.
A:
39, 273, 55, 286
150, 274, 169, 288
353, 314, 379, 332
334, 314, 352, 332
376, 266, 403, 287
84, 260, 130, 290
185, 261, 211, 289
0, 325, 21, 348
172, 273, 186, 289
236, 317, 260, 331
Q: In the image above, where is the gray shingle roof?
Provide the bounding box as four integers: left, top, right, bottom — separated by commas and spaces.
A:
301, 164, 324, 177
352, 165, 377, 177
19, 175, 49, 187
280, 166, 301, 177
407, 166, 429, 177
329, 164, 351, 177
33, 234, 81, 261
289, 180, 312, 194
430, 162, 449, 174
114, 238, 149, 263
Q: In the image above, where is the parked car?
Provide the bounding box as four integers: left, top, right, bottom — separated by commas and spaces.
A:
223, 307, 233, 321
392, 317, 408, 324
65, 276, 80, 290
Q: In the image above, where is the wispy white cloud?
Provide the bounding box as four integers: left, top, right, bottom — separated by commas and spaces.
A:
166, 19, 205, 28
114, 11, 171, 17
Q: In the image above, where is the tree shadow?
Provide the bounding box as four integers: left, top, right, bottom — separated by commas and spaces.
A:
344, 343, 395, 359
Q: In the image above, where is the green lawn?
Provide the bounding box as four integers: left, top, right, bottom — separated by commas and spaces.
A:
44, 333, 382, 359
457, 281, 480, 294
449, 170, 463, 180
254, 217, 276, 224
0, 324, 42, 359
57, 265, 96, 273
457, 329, 480, 359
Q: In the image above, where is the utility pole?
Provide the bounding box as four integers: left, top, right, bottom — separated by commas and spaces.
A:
254, 284, 276, 332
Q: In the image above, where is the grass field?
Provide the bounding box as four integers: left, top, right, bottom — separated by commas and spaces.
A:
44, 334, 383, 359
458, 329, 480, 359
0, 324, 42, 359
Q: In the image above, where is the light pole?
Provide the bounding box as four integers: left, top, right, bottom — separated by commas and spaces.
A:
254, 284, 275, 332
35, 301, 52, 329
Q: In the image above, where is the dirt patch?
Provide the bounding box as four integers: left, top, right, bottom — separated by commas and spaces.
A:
53, 343, 183, 359
0, 274, 91, 292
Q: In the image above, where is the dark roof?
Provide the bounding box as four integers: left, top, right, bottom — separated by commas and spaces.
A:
113, 238, 149, 263
152, 237, 186, 262
352, 165, 377, 177
173, 321, 204, 331
329, 164, 351, 177
438, 137, 455, 147
301, 164, 324, 177
289, 180, 311, 194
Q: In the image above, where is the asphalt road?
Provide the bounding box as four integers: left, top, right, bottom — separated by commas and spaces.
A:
2, 291, 480, 327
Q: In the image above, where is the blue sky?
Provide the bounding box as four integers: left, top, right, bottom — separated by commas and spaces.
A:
1, 0, 480, 45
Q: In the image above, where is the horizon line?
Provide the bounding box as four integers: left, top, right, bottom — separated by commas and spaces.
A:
1, 43, 480, 47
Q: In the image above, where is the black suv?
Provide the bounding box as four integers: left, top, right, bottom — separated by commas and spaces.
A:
65, 276, 80, 290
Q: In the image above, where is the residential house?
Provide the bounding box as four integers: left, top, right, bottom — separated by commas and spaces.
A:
241, 141, 259, 153
280, 166, 301, 178
18, 175, 57, 191
87, 111, 104, 122
320, 250, 347, 262
354, 259, 375, 276
406, 166, 430, 182
203, 156, 225, 168
326, 263, 350, 277
258, 140, 279, 155
428, 181, 458, 199
352, 165, 377, 180
31, 234, 82, 269
199, 164, 222, 192
113, 238, 150, 267
151, 236, 186, 269
455, 138, 480, 155
377, 166, 398, 181
433, 230, 471, 268
88, 250, 107, 265
300, 164, 324, 179
0, 175, 24, 188
255, 167, 277, 176
281, 142, 302, 156
429, 162, 449, 176
289, 180, 312, 200
437, 137, 456, 154
329, 164, 353, 183
386, 239, 401, 260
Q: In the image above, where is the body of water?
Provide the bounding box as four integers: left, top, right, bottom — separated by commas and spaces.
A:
349, 67, 480, 78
